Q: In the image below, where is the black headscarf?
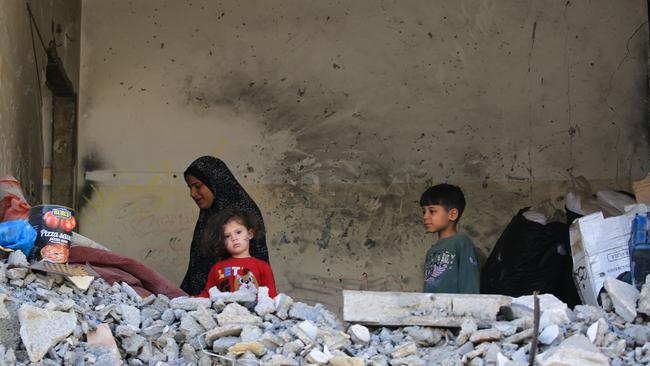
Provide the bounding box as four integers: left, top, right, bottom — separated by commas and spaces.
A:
180, 156, 269, 295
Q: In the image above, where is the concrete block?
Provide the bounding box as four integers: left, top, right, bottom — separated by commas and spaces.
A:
18, 304, 77, 362
604, 277, 639, 322
536, 334, 608, 366
169, 296, 211, 311
343, 290, 511, 327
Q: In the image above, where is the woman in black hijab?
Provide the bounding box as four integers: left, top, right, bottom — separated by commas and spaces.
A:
180, 156, 269, 295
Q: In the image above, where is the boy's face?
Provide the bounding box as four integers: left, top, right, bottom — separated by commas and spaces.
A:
223, 219, 253, 258
422, 204, 457, 233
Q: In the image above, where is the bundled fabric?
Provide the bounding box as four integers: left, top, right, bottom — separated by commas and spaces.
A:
0, 220, 36, 254
0, 176, 31, 222
481, 208, 581, 307
68, 246, 187, 298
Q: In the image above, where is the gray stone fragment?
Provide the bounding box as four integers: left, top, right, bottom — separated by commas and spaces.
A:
587, 318, 608, 345
536, 334, 608, 366
274, 293, 294, 320
469, 329, 502, 344
170, 296, 211, 311
605, 277, 640, 322
114, 325, 136, 337
504, 328, 534, 344
625, 324, 650, 346
404, 326, 441, 346
180, 313, 205, 338
492, 321, 518, 337
282, 339, 304, 356
7, 251, 28, 267
456, 319, 477, 345
456, 341, 475, 356
255, 287, 276, 316
141, 320, 167, 337
191, 305, 217, 330
120, 282, 142, 302
18, 304, 77, 363
306, 348, 332, 364
161, 308, 176, 325
212, 336, 239, 354
181, 342, 199, 363
538, 324, 560, 345
241, 325, 263, 342
139, 307, 160, 322
120, 304, 141, 328
574, 305, 606, 323
209, 286, 256, 303
391, 342, 416, 358
205, 325, 243, 345
122, 334, 146, 355
370, 354, 389, 366
288, 302, 321, 322
638, 277, 650, 315
217, 302, 263, 326
268, 354, 300, 366
259, 332, 286, 350
390, 355, 426, 366
348, 324, 370, 345
163, 337, 179, 362
6, 268, 27, 280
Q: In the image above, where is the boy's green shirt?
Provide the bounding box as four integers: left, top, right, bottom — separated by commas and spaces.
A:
423, 234, 480, 294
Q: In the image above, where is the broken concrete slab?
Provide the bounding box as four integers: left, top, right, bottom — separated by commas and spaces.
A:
536, 334, 609, 366
169, 296, 211, 311
604, 277, 640, 322
342, 290, 511, 327
18, 304, 77, 362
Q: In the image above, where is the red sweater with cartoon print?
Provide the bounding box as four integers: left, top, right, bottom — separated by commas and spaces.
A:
197, 256, 277, 298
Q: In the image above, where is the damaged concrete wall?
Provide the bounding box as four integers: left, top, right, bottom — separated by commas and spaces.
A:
78, 0, 650, 311
0, 0, 81, 204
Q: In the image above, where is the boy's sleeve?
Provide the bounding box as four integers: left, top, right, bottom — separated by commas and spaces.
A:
260, 262, 278, 298
457, 239, 480, 294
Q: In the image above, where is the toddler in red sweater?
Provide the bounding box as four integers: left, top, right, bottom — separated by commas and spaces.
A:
196, 209, 277, 298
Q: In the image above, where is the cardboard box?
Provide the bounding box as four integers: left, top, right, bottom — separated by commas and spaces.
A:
570, 204, 649, 305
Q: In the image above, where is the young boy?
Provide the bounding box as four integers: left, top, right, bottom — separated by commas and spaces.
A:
421, 183, 480, 294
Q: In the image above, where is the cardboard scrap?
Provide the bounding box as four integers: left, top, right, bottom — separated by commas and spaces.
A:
29, 261, 99, 290
633, 173, 650, 205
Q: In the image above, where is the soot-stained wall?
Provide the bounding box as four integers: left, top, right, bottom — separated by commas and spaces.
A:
0, 0, 80, 202
79, 0, 649, 311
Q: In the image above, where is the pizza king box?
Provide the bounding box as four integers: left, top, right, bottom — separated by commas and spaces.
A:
570, 203, 650, 306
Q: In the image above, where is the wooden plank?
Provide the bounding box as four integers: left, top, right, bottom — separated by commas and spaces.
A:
343, 290, 512, 327
51, 96, 77, 208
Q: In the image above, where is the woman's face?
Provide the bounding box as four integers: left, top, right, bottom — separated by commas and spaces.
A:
186, 175, 215, 209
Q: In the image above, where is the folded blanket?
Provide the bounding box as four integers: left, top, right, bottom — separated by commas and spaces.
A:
68, 246, 187, 298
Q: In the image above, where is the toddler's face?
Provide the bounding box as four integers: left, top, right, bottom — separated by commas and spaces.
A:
223, 219, 253, 258
422, 204, 452, 233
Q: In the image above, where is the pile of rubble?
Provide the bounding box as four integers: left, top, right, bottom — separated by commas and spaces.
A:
1, 250, 650, 366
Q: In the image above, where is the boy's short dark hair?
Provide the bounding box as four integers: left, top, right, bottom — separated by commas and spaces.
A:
201, 208, 265, 259
419, 183, 466, 221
